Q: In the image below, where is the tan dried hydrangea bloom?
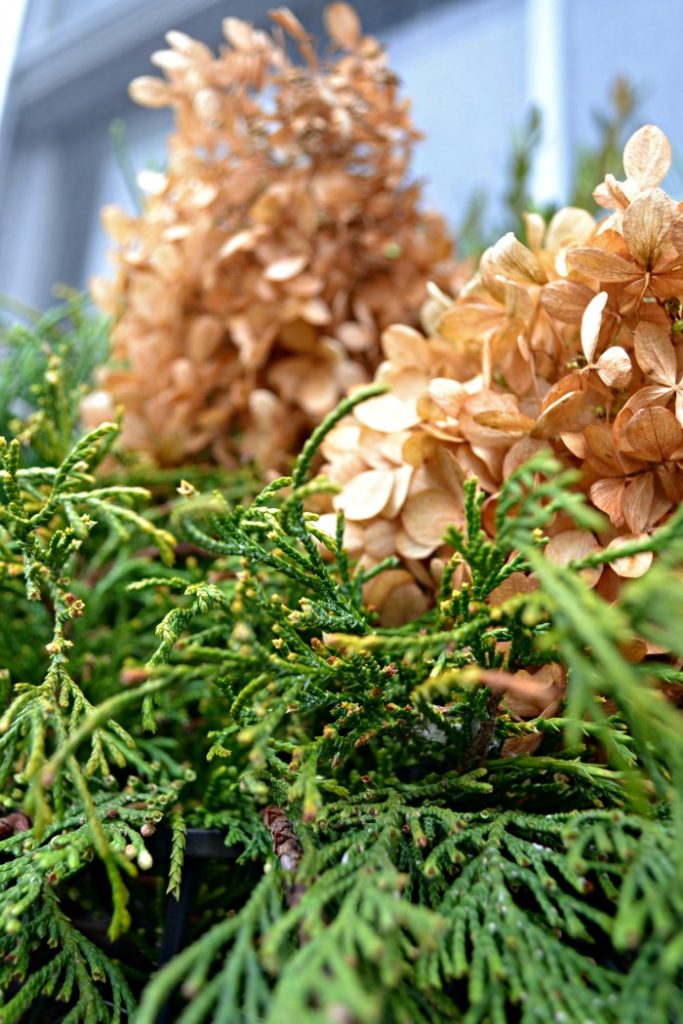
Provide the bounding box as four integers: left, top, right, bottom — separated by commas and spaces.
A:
323, 124, 683, 640
83, 3, 455, 468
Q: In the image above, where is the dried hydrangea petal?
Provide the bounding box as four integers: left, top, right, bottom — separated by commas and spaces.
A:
633, 322, 676, 385
323, 2, 363, 48
89, 4, 455, 469
622, 188, 678, 270
607, 534, 654, 578
624, 406, 683, 462
544, 530, 603, 588
401, 489, 463, 549
334, 468, 395, 521
623, 124, 672, 189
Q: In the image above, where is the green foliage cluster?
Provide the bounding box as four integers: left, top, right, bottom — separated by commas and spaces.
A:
1, 340, 683, 1023
0, 293, 109, 468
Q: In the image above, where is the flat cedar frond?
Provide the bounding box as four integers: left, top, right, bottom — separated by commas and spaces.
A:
137, 802, 682, 1023
4, 7, 682, 1020
0, 292, 109, 468
4, 377, 683, 1020
0, 421, 176, 833
125, 392, 683, 1023
0, 366, 211, 1015
0, 793, 155, 1018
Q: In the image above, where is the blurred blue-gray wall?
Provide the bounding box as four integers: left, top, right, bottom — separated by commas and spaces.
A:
1, 0, 682, 310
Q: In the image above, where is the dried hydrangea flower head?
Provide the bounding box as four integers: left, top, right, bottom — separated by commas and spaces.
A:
323, 124, 683, 633
83, 3, 455, 468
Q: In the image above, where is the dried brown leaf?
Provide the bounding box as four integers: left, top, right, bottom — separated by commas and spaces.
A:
613, 386, 672, 455
381, 324, 427, 365
165, 30, 213, 60
380, 582, 430, 628
584, 423, 621, 473
545, 207, 595, 250
353, 393, 420, 432
264, 254, 309, 281
487, 572, 538, 606
523, 212, 545, 252
363, 519, 396, 560
335, 468, 394, 521
473, 410, 535, 434
532, 390, 591, 439
363, 568, 417, 611
593, 173, 631, 212
269, 7, 308, 40
383, 465, 414, 519
672, 216, 683, 256
540, 280, 595, 324
129, 76, 171, 108
589, 477, 625, 525
224, 17, 266, 49
401, 488, 463, 549
427, 378, 466, 418
487, 232, 547, 285
479, 666, 564, 719
607, 533, 654, 578
395, 528, 437, 560
437, 303, 503, 342
544, 529, 603, 587
502, 437, 548, 477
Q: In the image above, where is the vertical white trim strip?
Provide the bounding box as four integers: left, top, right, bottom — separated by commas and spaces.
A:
0, 0, 29, 131
525, 0, 569, 205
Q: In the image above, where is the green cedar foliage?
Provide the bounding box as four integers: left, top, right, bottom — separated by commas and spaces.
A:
1, 355, 683, 1022
0, 293, 109, 468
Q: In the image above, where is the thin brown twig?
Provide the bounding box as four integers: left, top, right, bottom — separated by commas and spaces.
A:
262, 805, 305, 909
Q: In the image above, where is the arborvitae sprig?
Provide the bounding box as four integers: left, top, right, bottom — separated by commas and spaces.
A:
3, 348, 683, 1021
0, 292, 109, 467
131, 397, 683, 1023
0, 422, 176, 830
0, 392, 205, 1016
137, 800, 682, 1024
0, 793, 157, 1022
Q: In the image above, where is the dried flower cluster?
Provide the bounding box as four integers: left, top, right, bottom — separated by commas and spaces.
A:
322, 125, 683, 633
83, 3, 455, 468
